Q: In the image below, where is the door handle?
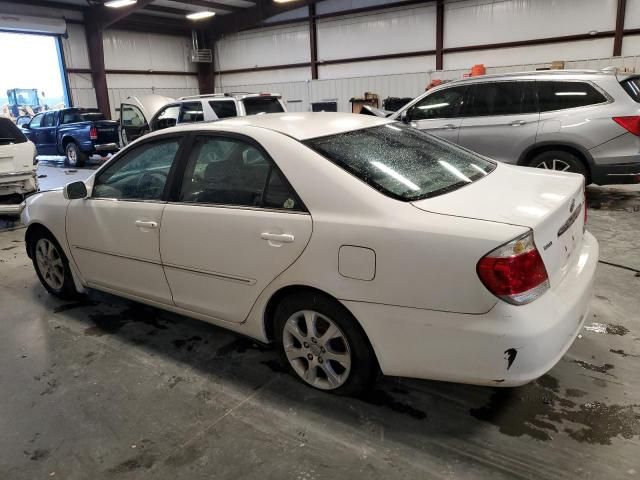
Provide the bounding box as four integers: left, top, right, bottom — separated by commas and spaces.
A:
260, 232, 294, 243
442, 123, 457, 130
135, 220, 158, 229
510, 120, 526, 126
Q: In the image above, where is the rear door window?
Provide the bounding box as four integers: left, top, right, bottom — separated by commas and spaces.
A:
0, 117, 28, 144
466, 81, 537, 116
242, 97, 284, 115
620, 77, 640, 103
537, 81, 607, 112
407, 86, 467, 121
178, 102, 204, 123
209, 100, 238, 119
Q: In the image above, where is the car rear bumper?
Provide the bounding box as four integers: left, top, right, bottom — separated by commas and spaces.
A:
0, 172, 37, 215
343, 231, 599, 387
591, 161, 640, 185
93, 143, 119, 152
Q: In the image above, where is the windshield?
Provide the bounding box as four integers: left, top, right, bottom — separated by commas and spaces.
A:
242, 97, 284, 115
305, 123, 495, 201
61, 109, 105, 123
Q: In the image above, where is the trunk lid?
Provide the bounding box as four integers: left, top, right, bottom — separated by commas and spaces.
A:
412, 163, 586, 287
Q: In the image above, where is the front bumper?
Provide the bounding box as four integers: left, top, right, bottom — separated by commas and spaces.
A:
591, 161, 640, 185
343, 231, 599, 387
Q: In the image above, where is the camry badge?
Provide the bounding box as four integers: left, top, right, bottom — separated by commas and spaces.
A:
569, 199, 576, 213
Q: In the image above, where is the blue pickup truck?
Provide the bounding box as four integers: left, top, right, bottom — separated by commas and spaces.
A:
21, 108, 119, 167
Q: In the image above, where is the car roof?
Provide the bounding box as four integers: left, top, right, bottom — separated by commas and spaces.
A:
164, 112, 393, 141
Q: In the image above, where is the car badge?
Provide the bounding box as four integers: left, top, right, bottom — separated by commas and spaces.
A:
569, 199, 575, 213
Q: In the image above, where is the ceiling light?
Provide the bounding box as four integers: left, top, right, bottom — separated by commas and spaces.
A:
105, 0, 137, 8
186, 11, 216, 20
274, 0, 297, 2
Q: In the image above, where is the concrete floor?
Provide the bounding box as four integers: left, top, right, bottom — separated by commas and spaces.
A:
0, 159, 639, 479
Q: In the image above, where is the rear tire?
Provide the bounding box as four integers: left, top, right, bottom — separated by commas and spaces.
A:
65, 142, 87, 168
274, 292, 378, 396
29, 229, 81, 300
527, 150, 587, 179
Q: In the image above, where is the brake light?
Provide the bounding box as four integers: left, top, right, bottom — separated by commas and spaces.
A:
90, 126, 98, 140
612, 116, 640, 136
477, 231, 549, 305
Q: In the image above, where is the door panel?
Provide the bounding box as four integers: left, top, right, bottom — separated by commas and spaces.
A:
160, 205, 312, 322
120, 103, 148, 146
67, 200, 172, 303
457, 81, 539, 164
40, 112, 57, 155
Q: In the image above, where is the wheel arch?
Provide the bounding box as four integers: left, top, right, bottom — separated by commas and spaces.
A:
25, 222, 54, 259
518, 141, 594, 180
262, 285, 377, 360
60, 135, 76, 155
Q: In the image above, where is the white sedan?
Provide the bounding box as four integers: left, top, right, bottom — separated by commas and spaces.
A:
21, 113, 598, 395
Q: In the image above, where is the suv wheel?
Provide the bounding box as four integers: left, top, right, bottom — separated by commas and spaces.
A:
528, 150, 587, 177
274, 292, 378, 396
65, 142, 87, 168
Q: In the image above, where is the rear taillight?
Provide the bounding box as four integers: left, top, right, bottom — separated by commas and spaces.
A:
477, 231, 549, 305
90, 126, 98, 140
612, 116, 640, 136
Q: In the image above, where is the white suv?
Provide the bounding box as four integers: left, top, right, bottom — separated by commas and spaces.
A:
119, 93, 287, 146
0, 117, 37, 215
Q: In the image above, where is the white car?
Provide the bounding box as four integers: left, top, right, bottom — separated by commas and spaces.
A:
0, 117, 37, 215
21, 113, 598, 395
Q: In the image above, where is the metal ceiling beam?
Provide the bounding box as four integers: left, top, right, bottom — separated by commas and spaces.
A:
86, 0, 156, 30
613, 0, 627, 56
209, 0, 321, 39
165, 0, 245, 13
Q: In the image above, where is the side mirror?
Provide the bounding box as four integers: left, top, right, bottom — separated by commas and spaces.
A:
22, 123, 30, 129
63, 181, 88, 200
400, 110, 411, 124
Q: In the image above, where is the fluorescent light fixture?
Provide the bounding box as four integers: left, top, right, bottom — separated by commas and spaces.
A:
418, 102, 449, 110
186, 11, 216, 20
470, 163, 488, 176
555, 92, 587, 96
274, 0, 297, 3
105, 0, 137, 7
371, 161, 420, 191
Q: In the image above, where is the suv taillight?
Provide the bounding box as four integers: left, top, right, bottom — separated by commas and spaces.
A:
90, 126, 98, 140
477, 231, 549, 305
613, 116, 640, 136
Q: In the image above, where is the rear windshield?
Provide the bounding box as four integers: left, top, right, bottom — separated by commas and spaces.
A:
621, 77, 640, 103
305, 123, 495, 201
0, 117, 28, 145
242, 97, 284, 115
61, 109, 105, 124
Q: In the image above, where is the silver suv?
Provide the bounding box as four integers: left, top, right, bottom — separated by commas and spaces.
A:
391, 70, 640, 185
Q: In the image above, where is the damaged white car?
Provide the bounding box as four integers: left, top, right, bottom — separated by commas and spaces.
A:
0, 117, 37, 215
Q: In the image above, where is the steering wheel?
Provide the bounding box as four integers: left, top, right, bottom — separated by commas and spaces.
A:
136, 171, 167, 198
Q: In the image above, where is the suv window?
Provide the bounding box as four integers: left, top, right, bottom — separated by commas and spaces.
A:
29, 114, 43, 128
466, 81, 537, 116
0, 117, 28, 145
42, 112, 56, 127
179, 135, 301, 210
537, 81, 607, 112
620, 77, 640, 103
209, 100, 237, 119
178, 102, 204, 123
93, 138, 181, 200
305, 123, 495, 201
407, 86, 467, 121
242, 97, 284, 115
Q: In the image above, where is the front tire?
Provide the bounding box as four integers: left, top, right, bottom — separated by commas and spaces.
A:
30, 230, 80, 300
274, 292, 378, 396
527, 150, 587, 178
65, 142, 87, 168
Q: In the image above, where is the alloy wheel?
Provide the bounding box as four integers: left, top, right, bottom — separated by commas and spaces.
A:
536, 158, 572, 172
282, 310, 352, 390
35, 238, 64, 290
66, 145, 77, 166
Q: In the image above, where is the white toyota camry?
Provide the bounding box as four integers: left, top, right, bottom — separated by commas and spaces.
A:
21, 112, 598, 395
